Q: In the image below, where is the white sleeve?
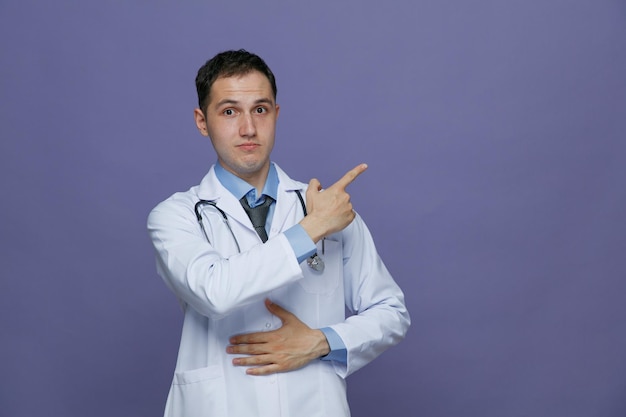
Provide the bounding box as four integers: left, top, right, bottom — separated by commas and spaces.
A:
328, 214, 411, 377
147, 199, 304, 319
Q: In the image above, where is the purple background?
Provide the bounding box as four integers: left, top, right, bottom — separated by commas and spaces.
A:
2, 1, 625, 416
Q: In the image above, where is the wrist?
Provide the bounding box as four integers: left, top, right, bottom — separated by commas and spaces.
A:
299, 216, 325, 243
312, 329, 331, 358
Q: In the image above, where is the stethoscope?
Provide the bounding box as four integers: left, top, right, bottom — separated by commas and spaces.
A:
194, 190, 325, 272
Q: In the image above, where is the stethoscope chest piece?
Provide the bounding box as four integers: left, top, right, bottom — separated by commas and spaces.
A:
307, 254, 325, 272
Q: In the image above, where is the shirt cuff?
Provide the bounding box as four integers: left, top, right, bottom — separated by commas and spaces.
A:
284, 224, 316, 264
319, 327, 347, 365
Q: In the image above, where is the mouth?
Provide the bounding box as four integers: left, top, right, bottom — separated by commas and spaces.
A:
237, 143, 260, 152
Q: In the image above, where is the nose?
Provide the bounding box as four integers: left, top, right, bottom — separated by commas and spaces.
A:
239, 113, 257, 137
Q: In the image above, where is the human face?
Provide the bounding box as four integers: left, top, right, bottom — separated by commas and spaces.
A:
194, 71, 280, 190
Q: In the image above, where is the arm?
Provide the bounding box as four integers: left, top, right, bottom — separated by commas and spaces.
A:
299, 162, 409, 375
148, 202, 304, 318
225, 215, 409, 376
147, 164, 368, 320
328, 214, 411, 377
227, 217, 410, 378
226, 165, 408, 375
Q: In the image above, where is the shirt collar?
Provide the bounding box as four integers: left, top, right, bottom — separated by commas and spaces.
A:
214, 162, 279, 204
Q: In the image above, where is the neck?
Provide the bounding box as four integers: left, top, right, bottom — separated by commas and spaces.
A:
218, 161, 270, 195
244, 168, 269, 196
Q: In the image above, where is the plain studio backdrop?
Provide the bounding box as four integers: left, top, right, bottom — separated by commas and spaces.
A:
1, 1, 625, 416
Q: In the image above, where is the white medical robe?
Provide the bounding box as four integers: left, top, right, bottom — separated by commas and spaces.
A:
148, 164, 410, 417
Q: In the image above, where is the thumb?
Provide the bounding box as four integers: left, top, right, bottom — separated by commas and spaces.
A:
305, 178, 321, 213
308, 178, 322, 192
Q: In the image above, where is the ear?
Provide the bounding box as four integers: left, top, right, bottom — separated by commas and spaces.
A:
275, 103, 280, 119
193, 108, 209, 137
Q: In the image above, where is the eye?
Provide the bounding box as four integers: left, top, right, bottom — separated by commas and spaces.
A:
223, 108, 235, 116
255, 107, 267, 114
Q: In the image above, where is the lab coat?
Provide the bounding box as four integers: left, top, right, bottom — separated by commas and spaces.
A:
148, 163, 410, 417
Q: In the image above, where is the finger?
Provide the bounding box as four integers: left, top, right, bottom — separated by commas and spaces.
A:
228, 343, 272, 356
232, 353, 274, 366
230, 331, 272, 345
246, 363, 282, 376
264, 299, 296, 323
331, 163, 368, 190
230, 353, 284, 375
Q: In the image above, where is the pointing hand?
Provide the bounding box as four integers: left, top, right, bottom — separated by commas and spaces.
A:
300, 163, 368, 242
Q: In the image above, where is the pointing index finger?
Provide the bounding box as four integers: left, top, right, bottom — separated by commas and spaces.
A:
333, 163, 368, 190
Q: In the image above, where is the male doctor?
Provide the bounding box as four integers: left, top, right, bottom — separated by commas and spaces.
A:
148, 49, 410, 416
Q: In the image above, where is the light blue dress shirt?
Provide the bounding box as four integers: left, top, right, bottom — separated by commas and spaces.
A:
214, 162, 347, 364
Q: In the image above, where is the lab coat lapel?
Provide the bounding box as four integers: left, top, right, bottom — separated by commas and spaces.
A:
195, 163, 307, 237
196, 166, 254, 231
271, 165, 307, 235
271, 190, 299, 234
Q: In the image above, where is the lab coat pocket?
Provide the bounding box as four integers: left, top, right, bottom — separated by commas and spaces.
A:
298, 238, 341, 295
165, 365, 227, 416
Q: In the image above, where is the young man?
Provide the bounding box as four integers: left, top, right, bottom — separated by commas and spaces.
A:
148, 49, 409, 416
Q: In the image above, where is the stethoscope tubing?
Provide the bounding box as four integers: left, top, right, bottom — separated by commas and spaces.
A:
193, 190, 307, 253
194, 190, 324, 271
194, 199, 241, 253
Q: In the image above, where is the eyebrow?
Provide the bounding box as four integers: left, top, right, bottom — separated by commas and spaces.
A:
214, 98, 275, 108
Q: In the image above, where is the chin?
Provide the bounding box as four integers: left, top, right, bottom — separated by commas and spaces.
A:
234, 160, 268, 176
